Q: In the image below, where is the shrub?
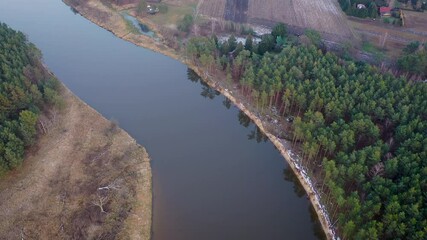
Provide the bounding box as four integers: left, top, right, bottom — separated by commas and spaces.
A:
177, 14, 193, 33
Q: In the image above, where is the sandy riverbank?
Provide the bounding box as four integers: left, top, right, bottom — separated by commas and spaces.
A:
62, 0, 336, 238
0, 79, 152, 239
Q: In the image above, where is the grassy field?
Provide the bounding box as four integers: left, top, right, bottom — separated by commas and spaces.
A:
349, 13, 427, 58
403, 10, 427, 32
149, 1, 196, 28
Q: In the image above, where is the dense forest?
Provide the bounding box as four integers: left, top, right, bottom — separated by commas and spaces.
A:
185, 25, 427, 239
0, 23, 62, 175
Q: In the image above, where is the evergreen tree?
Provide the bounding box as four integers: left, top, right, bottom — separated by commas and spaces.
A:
0, 22, 62, 174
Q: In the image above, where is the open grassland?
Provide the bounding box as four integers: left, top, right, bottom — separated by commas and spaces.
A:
403, 10, 427, 34
349, 14, 427, 58
102, 0, 197, 31
150, 1, 196, 28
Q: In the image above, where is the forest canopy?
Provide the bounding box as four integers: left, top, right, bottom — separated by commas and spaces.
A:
186, 27, 427, 239
0, 22, 62, 175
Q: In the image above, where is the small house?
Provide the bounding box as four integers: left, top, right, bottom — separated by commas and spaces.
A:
146, 5, 159, 14
357, 4, 366, 9
380, 7, 391, 17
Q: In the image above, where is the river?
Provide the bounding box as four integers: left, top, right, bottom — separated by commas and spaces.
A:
0, 0, 323, 239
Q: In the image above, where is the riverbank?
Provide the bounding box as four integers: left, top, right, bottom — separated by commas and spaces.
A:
62, 0, 335, 239
0, 79, 152, 239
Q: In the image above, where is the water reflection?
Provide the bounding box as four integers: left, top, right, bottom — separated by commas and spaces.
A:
138, 23, 150, 33
188, 68, 271, 143
309, 205, 328, 240
283, 167, 326, 239
187, 68, 220, 99
283, 167, 306, 198
236, 109, 268, 143
222, 98, 232, 109
188, 67, 325, 239
69, 6, 78, 15
238, 110, 251, 128
247, 124, 268, 143
121, 12, 155, 37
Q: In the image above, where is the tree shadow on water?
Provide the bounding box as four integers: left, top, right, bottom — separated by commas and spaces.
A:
187, 68, 220, 100
283, 167, 326, 240
187, 68, 268, 143
187, 68, 325, 239
222, 98, 232, 109
283, 166, 306, 198
237, 110, 268, 143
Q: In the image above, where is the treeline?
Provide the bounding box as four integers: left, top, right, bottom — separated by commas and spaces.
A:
185, 25, 427, 239
398, 0, 427, 11
0, 23, 62, 175
338, 0, 381, 18
398, 41, 427, 77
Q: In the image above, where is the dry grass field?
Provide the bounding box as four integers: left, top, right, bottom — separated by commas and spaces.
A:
198, 0, 354, 39
348, 11, 427, 58
150, 1, 196, 27
163, 0, 198, 6
403, 10, 427, 34
0, 86, 152, 239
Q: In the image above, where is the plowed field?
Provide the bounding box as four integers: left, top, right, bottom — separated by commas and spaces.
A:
199, 0, 354, 39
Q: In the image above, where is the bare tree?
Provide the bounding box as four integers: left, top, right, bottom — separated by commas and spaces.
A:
20, 227, 25, 240
380, 32, 388, 49
369, 162, 385, 178
91, 149, 109, 163
38, 119, 47, 134
37, 109, 59, 134
211, 20, 216, 34
98, 179, 122, 191
92, 194, 108, 213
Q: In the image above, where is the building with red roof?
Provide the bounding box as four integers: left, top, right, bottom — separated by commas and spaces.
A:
380, 7, 391, 17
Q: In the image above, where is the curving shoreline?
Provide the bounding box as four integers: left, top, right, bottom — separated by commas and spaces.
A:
0, 68, 152, 239
62, 1, 336, 239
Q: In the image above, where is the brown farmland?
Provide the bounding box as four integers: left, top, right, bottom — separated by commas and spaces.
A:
199, 0, 354, 39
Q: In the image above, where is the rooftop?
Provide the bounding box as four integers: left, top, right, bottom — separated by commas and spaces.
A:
380, 7, 391, 13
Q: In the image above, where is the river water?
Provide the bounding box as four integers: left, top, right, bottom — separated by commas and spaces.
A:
0, 0, 323, 239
